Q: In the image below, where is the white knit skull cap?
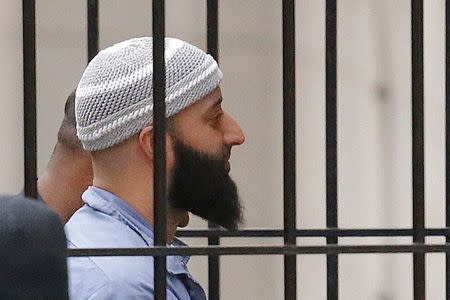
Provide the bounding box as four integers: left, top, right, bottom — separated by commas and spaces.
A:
75, 37, 223, 151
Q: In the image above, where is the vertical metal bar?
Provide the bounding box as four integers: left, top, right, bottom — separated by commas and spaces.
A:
446, 2, 450, 298
282, 0, 297, 299
411, 1, 425, 299
326, 1, 338, 300
207, 1, 220, 299
153, 0, 167, 299
87, 0, 99, 62
22, 0, 37, 199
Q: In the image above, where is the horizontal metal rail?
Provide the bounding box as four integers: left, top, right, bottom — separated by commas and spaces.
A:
67, 244, 450, 257
176, 228, 450, 238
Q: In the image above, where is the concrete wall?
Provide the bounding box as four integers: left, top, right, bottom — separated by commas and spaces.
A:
0, 0, 446, 299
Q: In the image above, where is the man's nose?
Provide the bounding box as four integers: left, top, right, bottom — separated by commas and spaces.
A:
223, 113, 245, 146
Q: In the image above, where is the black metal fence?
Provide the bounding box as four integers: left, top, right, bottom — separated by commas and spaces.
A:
20, 0, 450, 299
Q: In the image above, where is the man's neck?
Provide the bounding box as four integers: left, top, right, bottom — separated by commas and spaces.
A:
38, 152, 91, 223
92, 178, 182, 243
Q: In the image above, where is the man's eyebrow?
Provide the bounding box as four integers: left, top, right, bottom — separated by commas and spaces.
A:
206, 97, 223, 111
212, 97, 223, 107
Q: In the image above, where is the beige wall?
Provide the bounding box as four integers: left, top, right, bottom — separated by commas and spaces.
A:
0, 0, 23, 194
0, 0, 447, 299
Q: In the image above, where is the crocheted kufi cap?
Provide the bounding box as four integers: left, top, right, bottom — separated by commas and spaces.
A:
75, 37, 222, 151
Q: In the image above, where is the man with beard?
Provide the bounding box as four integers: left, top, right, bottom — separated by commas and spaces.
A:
65, 37, 245, 299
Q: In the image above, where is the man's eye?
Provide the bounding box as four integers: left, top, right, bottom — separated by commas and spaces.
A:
211, 113, 223, 127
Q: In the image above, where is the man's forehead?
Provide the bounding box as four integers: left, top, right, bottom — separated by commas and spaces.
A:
200, 87, 222, 107
184, 87, 222, 113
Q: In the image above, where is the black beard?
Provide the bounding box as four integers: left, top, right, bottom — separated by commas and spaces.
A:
168, 140, 243, 231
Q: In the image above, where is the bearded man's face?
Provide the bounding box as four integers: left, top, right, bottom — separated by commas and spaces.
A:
166, 87, 245, 230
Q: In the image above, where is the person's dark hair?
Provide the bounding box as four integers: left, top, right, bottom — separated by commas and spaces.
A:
57, 91, 83, 151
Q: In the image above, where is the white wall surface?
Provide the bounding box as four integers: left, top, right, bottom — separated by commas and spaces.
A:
0, 0, 447, 299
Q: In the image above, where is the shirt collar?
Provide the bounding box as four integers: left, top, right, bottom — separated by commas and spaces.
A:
82, 186, 191, 273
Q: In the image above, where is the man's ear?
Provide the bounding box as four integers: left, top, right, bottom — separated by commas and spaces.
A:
138, 125, 154, 160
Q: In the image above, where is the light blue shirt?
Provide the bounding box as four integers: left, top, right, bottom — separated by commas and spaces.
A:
65, 186, 206, 300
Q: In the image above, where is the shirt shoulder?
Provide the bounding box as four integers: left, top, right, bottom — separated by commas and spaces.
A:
68, 252, 188, 300
65, 204, 148, 248
85, 280, 181, 300
65, 198, 196, 300
66, 205, 152, 281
